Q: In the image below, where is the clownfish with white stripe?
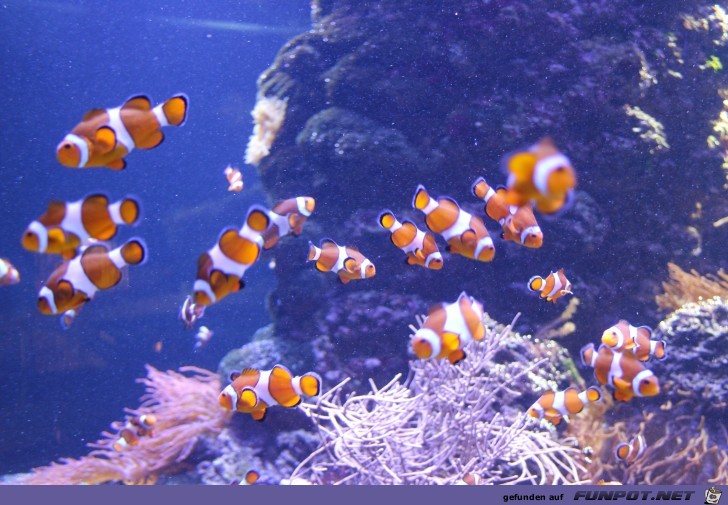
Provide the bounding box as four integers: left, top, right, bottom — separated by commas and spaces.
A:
238, 470, 259, 485
0, 258, 20, 287
56, 94, 188, 170
179, 295, 205, 329
614, 434, 646, 465
412, 185, 495, 262
472, 177, 543, 248
224, 166, 243, 192
261, 197, 316, 249
504, 137, 576, 215
601, 320, 667, 362
528, 269, 572, 303
218, 364, 322, 422
37, 238, 146, 316
194, 326, 213, 352
22, 194, 141, 259
410, 292, 485, 364
112, 414, 158, 452
580, 343, 660, 402
378, 210, 443, 269
528, 386, 602, 425
307, 238, 376, 284
193, 206, 270, 307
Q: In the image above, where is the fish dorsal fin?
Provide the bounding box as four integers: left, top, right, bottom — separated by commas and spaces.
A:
271, 364, 292, 380
122, 95, 152, 111
507, 152, 537, 179
240, 368, 259, 376
95, 126, 117, 154
229, 371, 241, 381
82, 108, 106, 122
343, 257, 358, 274
427, 303, 443, 315
82, 244, 110, 257
320, 238, 338, 249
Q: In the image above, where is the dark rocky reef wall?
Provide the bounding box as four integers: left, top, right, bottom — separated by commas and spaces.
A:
248, 0, 727, 386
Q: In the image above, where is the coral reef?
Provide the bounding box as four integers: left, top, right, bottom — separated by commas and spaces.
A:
287, 315, 589, 485
245, 96, 288, 166
20, 366, 229, 485
655, 263, 728, 311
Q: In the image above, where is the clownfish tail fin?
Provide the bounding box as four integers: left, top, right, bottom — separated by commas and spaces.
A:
412, 184, 430, 210
307, 241, 320, 262
378, 210, 396, 230
299, 372, 322, 397
120, 238, 147, 266
471, 177, 489, 200
162, 94, 189, 127
119, 197, 141, 226
528, 275, 544, 292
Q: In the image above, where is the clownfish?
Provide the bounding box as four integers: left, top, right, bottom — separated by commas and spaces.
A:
378, 210, 443, 269
0, 258, 20, 287
218, 364, 322, 422
194, 326, 213, 352
472, 177, 543, 248
57, 94, 188, 170
60, 308, 79, 330
239, 470, 259, 485
614, 434, 646, 465
528, 269, 572, 303
22, 194, 141, 259
504, 137, 576, 215
528, 386, 602, 425
193, 206, 270, 307
601, 320, 667, 362
411, 292, 485, 364
224, 166, 243, 192
261, 197, 316, 250
307, 239, 376, 284
113, 414, 157, 452
412, 185, 495, 262
455, 473, 483, 485
179, 295, 205, 329
580, 343, 660, 402
37, 239, 146, 316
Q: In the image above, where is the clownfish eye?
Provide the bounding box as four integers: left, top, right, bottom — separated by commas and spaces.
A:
530, 234, 536, 238
64, 144, 71, 149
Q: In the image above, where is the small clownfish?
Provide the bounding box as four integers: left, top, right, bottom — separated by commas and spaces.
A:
504, 137, 576, 215
378, 210, 443, 270
112, 414, 157, 452
614, 434, 646, 465
411, 291, 485, 364
193, 205, 270, 307
218, 364, 322, 422
57, 94, 188, 170
60, 308, 79, 330
224, 166, 243, 192
194, 326, 213, 352
37, 239, 146, 316
580, 343, 660, 402
0, 258, 20, 287
307, 239, 376, 284
528, 269, 572, 303
601, 320, 667, 362
22, 194, 141, 259
261, 197, 316, 249
179, 295, 205, 329
528, 386, 602, 425
455, 473, 483, 485
472, 177, 543, 248
412, 185, 495, 262
239, 470, 259, 485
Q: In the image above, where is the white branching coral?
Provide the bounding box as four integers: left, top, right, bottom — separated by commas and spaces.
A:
624, 105, 670, 153
289, 317, 588, 485
244, 95, 288, 166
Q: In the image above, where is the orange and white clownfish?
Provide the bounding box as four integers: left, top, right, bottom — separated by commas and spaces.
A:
179, 295, 205, 329
261, 197, 316, 249
0, 258, 20, 287
194, 325, 213, 352
528, 386, 602, 425
614, 434, 646, 465
22, 194, 141, 259
218, 365, 322, 422
378, 210, 443, 269
528, 269, 572, 303
455, 473, 483, 485
472, 177, 543, 248
224, 166, 243, 192
504, 137, 576, 215
56, 94, 188, 170
307, 238, 376, 284
239, 470, 260, 485
37, 239, 146, 315
112, 414, 157, 451
412, 185, 495, 262
601, 320, 666, 362
193, 206, 270, 307
580, 343, 660, 402
411, 292, 486, 364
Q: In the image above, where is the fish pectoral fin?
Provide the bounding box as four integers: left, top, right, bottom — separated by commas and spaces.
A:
288, 213, 302, 231
136, 130, 165, 149
95, 126, 118, 154
441, 332, 461, 354
460, 229, 477, 247
342, 257, 359, 274
106, 158, 126, 171
413, 248, 425, 260
239, 387, 259, 409
507, 152, 537, 180
612, 377, 631, 391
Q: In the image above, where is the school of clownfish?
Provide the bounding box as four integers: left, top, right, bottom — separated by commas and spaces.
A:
0, 93, 669, 480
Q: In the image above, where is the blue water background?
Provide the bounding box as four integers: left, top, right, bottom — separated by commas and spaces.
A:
0, 0, 310, 474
